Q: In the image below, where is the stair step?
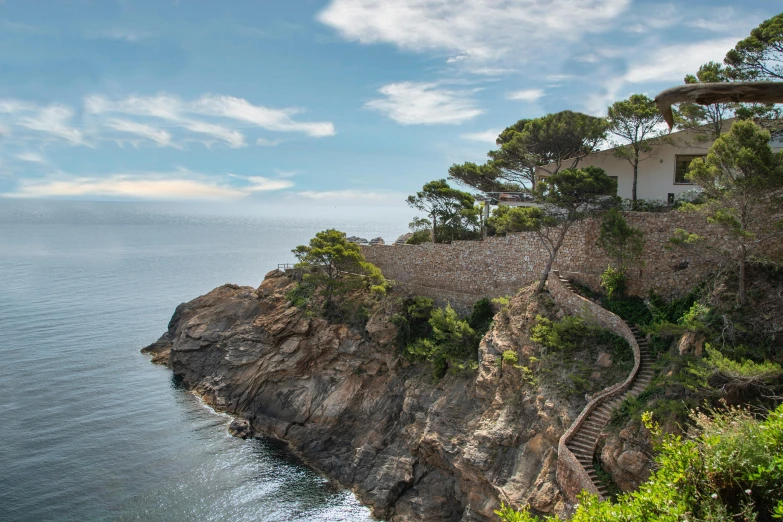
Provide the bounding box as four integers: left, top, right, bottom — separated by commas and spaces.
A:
569, 439, 595, 449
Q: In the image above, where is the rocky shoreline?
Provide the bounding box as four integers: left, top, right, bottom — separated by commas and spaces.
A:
142, 270, 635, 521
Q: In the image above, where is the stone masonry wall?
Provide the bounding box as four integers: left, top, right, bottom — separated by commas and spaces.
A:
362, 212, 723, 300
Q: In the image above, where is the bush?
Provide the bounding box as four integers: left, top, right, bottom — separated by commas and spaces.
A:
391, 296, 434, 349
600, 265, 626, 300
621, 198, 669, 212
501, 350, 519, 367
285, 283, 314, 308
468, 297, 495, 337
406, 229, 432, 245
497, 404, 783, 522
690, 345, 783, 401
604, 295, 652, 326
402, 303, 479, 381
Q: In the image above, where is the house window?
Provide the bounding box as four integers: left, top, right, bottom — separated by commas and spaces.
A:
674, 155, 705, 184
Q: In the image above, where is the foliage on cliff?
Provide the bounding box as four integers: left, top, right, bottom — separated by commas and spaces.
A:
671, 120, 783, 306
498, 404, 783, 522
392, 296, 494, 380
290, 229, 389, 324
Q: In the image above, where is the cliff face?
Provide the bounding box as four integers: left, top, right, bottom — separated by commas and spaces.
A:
142, 270, 586, 521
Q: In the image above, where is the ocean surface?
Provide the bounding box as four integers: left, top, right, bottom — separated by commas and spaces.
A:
0, 200, 410, 522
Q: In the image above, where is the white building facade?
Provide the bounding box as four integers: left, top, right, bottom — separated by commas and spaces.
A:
535, 124, 783, 203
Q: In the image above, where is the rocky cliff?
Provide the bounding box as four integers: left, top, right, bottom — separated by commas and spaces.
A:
142, 270, 631, 521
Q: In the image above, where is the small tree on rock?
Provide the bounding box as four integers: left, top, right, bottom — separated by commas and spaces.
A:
292, 229, 387, 303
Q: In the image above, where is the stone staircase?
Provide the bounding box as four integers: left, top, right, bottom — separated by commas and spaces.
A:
555, 275, 655, 500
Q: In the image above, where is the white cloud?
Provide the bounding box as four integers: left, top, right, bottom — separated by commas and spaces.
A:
84, 93, 335, 147
365, 82, 482, 125
318, 0, 629, 66
623, 37, 740, 84
5, 171, 294, 199
545, 74, 574, 83
105, 119, 173, 147
257, 138, 283, 146
244, 176, 294, 191
1, 101, 86, 145
295, 189, 405, 205
192, 95, 335, 137
15, 152, 46, 164
460, 129, 500, 143
179, 119, 246, 148
506, 89, 544, 102
84, 28, 155, 41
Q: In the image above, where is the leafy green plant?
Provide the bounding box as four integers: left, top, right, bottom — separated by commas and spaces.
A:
285, 283, 314, 309
501, 350, 519, 367
468, 297, 495, 337
404, 304, 479, 380
497, 404, 783, 521
600, 265, 626, 300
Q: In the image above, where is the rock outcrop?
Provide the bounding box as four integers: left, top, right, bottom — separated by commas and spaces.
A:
142, 271, 596, 520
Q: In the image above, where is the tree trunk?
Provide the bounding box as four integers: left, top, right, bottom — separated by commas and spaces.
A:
537, 252, 556, 293
536, 227, 568, 293
632, 154, 639, 205
431, 214, 437, 243
738, 247, 747, 306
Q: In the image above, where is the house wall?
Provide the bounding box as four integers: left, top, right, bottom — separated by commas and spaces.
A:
362, 212, 725, 302
571, 136, 711, 201
535, 126, 781, 202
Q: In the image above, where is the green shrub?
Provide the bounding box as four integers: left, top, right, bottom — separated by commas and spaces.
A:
468, 297, 495, 337
406, 229, 432, 245
604, 295, 652, 326
600, 265, 626, 300
497, 404, 783, 522
402, 304, 479, 380
285, 283, 314, 308
491, 295, 511, 310
501, 350, 519, 367
391, 296, 434, 349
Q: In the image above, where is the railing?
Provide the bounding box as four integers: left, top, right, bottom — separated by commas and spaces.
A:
277, 263, 296, 271
549, 271, 642, 502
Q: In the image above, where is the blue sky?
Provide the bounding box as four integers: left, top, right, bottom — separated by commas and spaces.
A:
0, 0, 778, 209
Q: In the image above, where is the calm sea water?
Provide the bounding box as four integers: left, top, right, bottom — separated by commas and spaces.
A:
0, 200, 409, 522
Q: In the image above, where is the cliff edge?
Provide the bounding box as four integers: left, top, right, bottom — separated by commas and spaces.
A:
142, 270, 623, 521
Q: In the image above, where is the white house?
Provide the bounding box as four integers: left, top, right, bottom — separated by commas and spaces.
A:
534, 122, 783, 203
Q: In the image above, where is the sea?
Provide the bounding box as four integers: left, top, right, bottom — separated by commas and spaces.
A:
0, 200, 411, 522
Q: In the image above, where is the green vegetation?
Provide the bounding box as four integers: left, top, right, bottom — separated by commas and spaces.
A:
606, 94, 669, 205
531, 315, 633, 401
725, 12, 783, 81
405, 179, 480, 243
530, 166, 618, 291
448, 111, 606, 194
675, 61, 733, 140
393, 297, 494, 381
497, 404, 783, 522
672, 120, 783, 305
596, 209, 644, 281
289, 229, 388, 325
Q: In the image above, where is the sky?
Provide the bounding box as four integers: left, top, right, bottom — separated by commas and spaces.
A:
0, 0, 779, 210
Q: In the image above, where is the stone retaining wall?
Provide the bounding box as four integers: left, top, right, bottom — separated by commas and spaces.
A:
362, 212, 725, 300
